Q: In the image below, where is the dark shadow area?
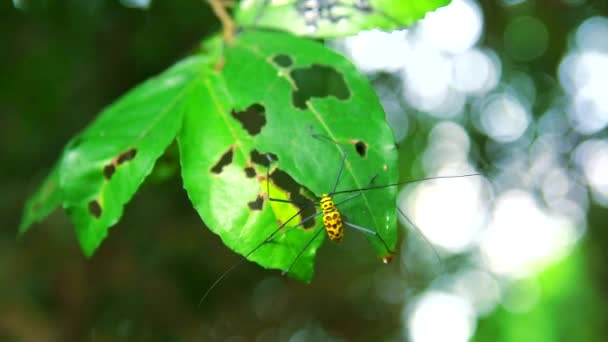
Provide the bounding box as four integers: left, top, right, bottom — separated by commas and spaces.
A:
269, 169, 317, 229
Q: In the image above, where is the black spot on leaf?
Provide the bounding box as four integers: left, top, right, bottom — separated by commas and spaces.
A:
211, 148, 234, 174
102, 148, 137, 180
117, 148, 137, 164
244, 166, 256, 178
250, 149, 276, 167
88, 200, 102, 218
232, 104, 266, 136
353, 140, 368, 158
248, 195, 264, 210
103, 164, 116, 180
290, 64, 350, 109
273, 54, 293, 68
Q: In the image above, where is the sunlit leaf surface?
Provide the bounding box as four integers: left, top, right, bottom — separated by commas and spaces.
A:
210, 30, 398, 280
237, 0, 451, 37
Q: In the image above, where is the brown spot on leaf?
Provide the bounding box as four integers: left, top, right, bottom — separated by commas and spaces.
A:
103, 164, 116, 180
382, 253, 395, 264
88, 200, 102, 218
117, 148, 137, 164
102, 148, 138, 180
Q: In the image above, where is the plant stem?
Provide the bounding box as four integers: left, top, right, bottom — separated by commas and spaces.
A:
207, 0, 235, 44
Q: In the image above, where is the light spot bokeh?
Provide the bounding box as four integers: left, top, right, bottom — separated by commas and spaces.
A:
337, 1, 605, 340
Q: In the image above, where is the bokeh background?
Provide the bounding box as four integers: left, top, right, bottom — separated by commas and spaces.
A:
2, 0, 608, 341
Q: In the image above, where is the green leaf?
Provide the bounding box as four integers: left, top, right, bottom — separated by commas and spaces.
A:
179, 30, 398, 281
58, 55, 214, 256
236, 0, 451, 38
19, 163, 62, 234
19, 31, 397, 282
178, 72, 322, 281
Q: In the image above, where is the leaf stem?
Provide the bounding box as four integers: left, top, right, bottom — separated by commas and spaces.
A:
207, 0, 235, 44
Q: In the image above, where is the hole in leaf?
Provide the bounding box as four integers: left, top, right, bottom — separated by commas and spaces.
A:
232, 104, 266, 136
211, 147, 234, 174
270, 169, 316, 229
248, 195, 264, 211
88, 200, 102, 218
244, 166, 256, 178
103, 164, 116, 180
250, 149, 276, 167
273, 54, 293, 68
290, 64, 350, 109
353, 140, 368, 158
117, 148, 137, 164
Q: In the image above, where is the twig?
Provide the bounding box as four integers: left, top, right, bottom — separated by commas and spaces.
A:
207, 0, 235, 44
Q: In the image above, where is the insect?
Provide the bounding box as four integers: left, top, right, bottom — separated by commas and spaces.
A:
199, 134, 479, 304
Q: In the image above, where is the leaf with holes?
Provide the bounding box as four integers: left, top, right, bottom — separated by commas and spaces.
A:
196, 30, 399, 281
178, 73, 320, 281
18, 49, 219, 256
236, 0, 451, 37
19, 31, 397, 282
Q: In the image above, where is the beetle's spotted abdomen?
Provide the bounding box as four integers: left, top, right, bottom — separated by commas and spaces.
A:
320, 194, 343, 242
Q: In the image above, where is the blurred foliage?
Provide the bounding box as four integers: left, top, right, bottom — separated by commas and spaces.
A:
2, 0, 608, 341
475, 244, 605, 342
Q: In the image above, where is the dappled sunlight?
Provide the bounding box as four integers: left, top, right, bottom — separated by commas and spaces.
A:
400, 174, 488, 254
575, 139, 608, 206
342, 30, 410, 72
451, 48, 501, 95
559, 16, 608, 134
479, 93, 531, 143
406, 291, 476, 342
417, 0, 483, 54
479, 190, 578, 277
340, 1, 606, 340
449, 269, 501, 316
